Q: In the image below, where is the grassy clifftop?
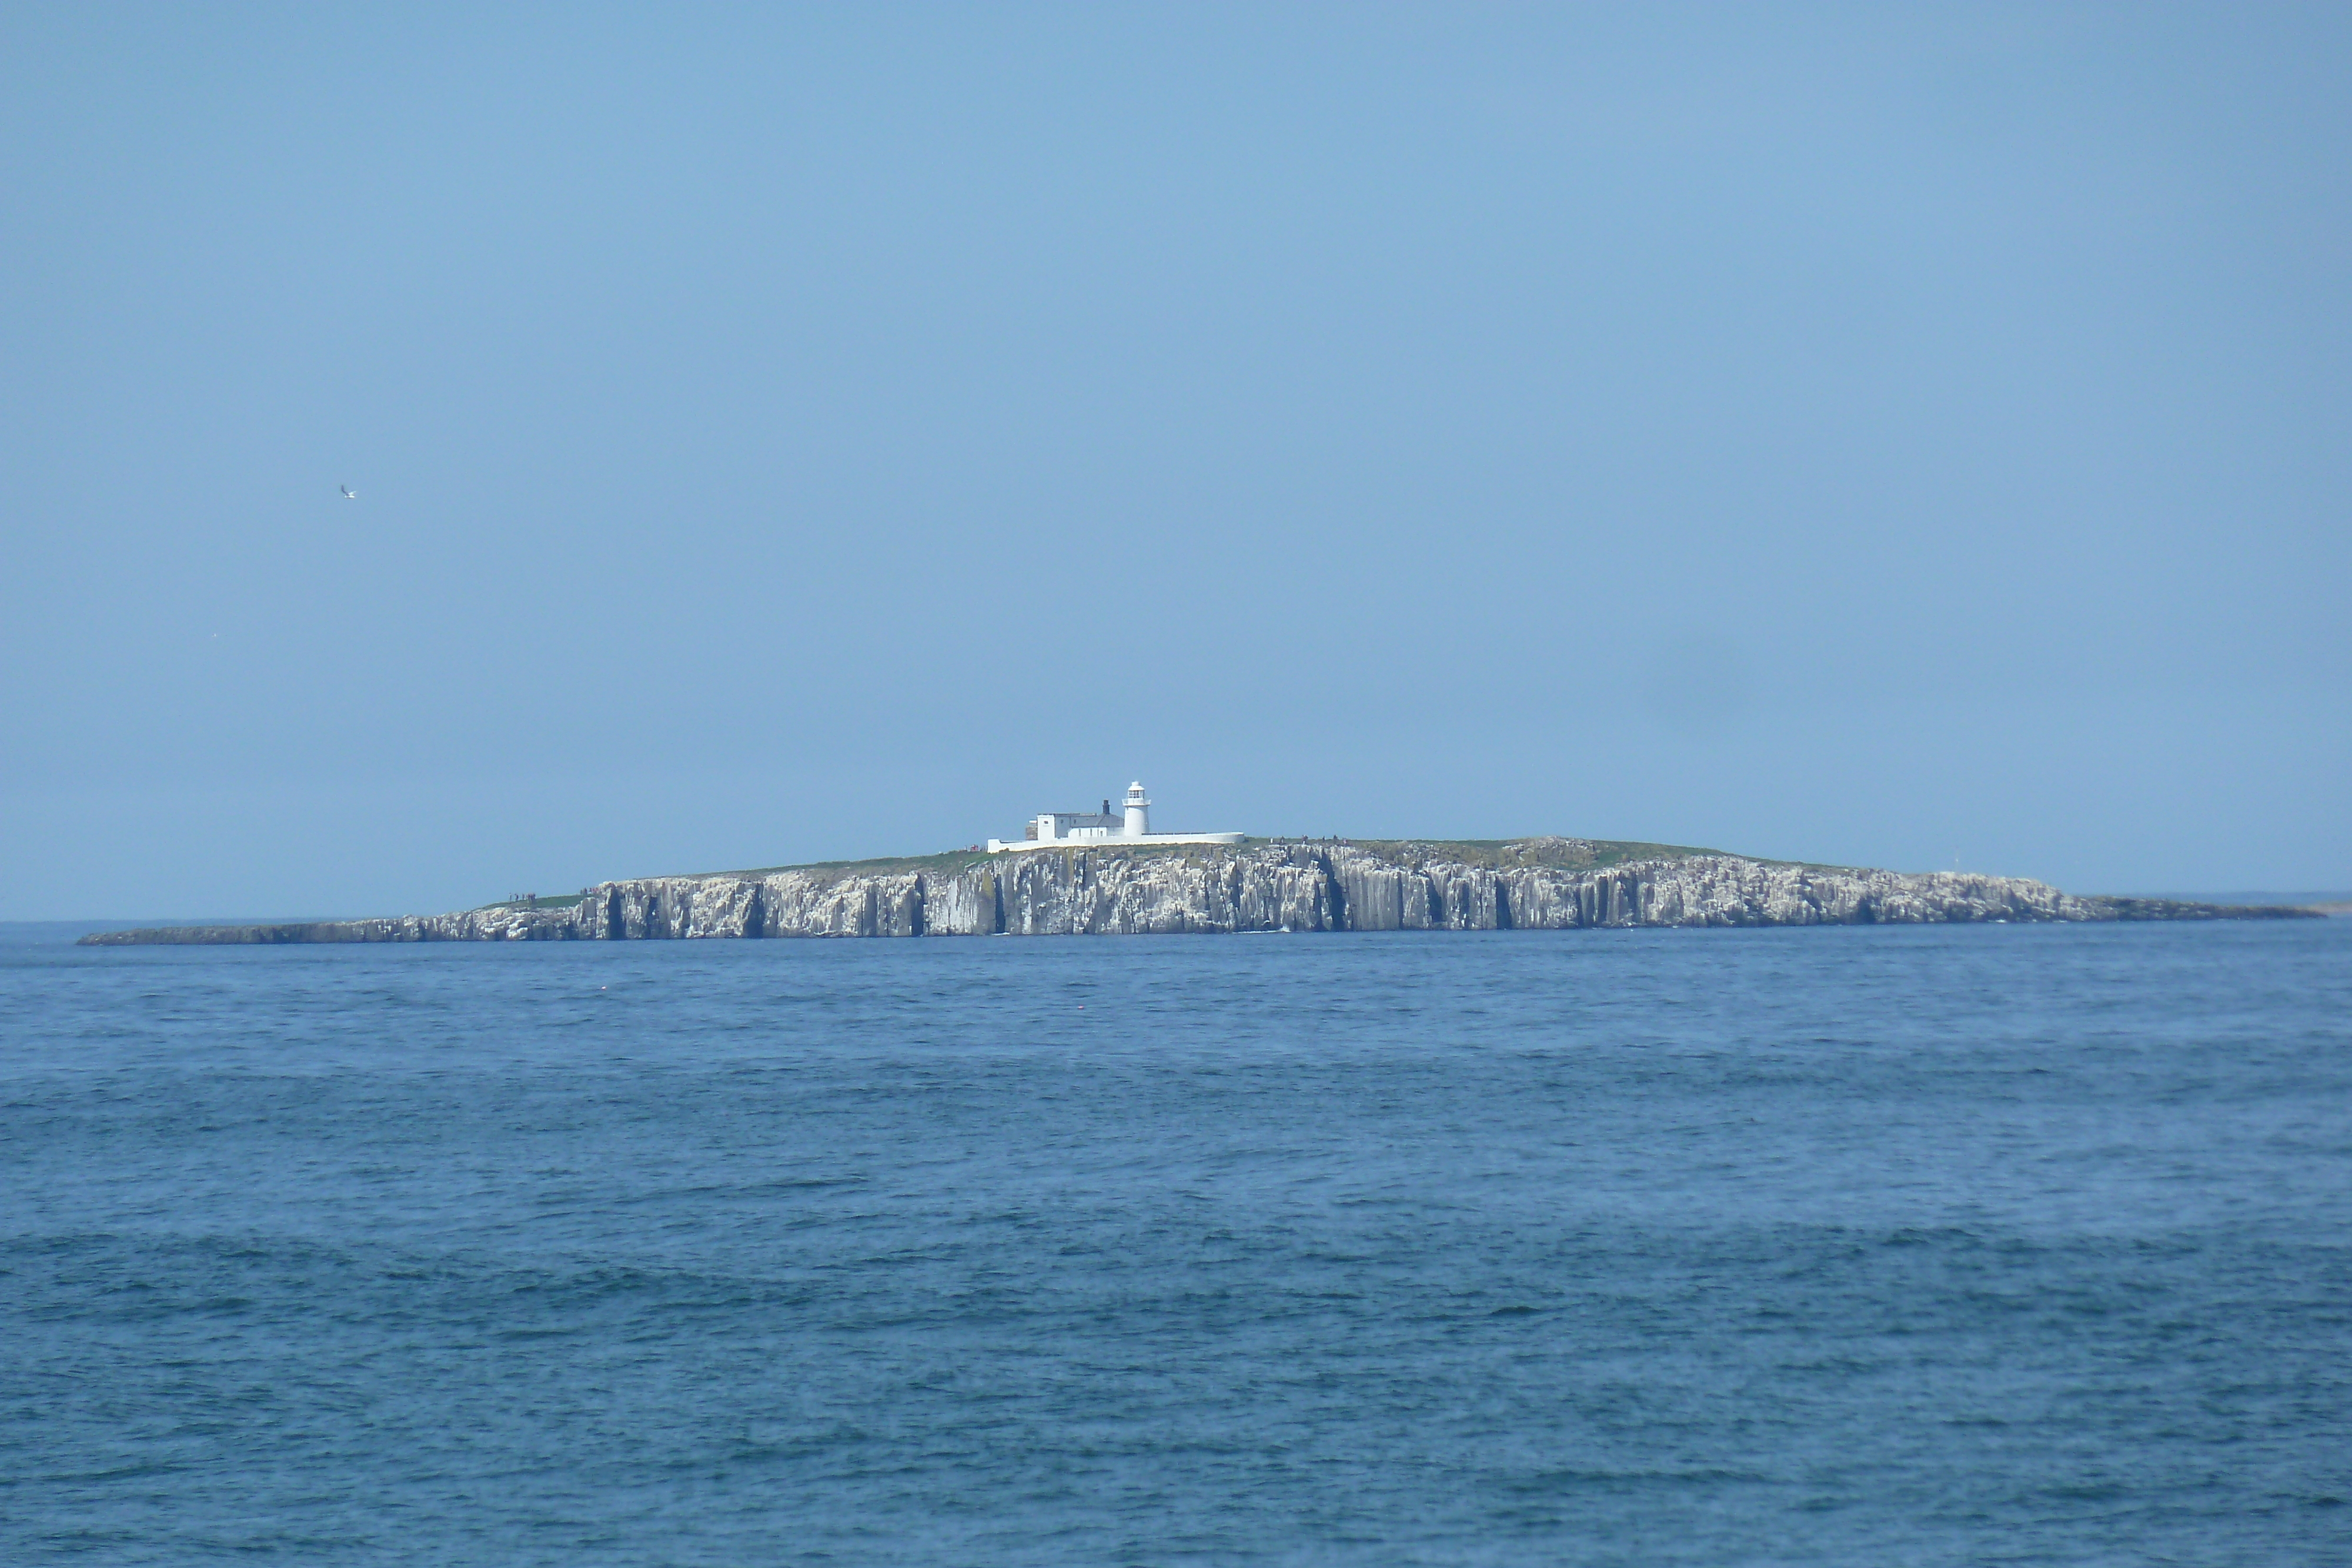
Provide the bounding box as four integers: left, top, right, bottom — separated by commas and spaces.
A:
653, 835, 1735, 890
1332, 837, 1732, 871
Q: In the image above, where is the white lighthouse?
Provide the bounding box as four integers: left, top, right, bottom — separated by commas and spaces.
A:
986, 780, 1242, 853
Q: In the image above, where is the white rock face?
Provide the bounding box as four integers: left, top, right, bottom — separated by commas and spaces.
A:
82, 837, 2307, 945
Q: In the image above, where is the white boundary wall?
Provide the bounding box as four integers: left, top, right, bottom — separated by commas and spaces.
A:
985, 832, 1245, 855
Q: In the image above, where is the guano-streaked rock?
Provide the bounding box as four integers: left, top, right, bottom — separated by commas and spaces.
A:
78, 837, 2318, 945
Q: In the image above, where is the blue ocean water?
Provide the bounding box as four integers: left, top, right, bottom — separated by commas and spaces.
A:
3, 922, 2347, 1565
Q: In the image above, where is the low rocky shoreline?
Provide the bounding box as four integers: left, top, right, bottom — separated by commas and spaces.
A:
77, 838, 2318, 944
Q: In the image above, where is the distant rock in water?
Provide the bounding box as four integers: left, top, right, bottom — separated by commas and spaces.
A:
77, 838, 2320, 945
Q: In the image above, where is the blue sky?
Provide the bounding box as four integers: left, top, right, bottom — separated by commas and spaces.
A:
3, 4, 2346, 917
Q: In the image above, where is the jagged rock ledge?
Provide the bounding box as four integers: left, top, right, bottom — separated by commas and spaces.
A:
78, 838, 2317, 945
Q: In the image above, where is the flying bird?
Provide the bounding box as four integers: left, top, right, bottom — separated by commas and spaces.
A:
340, 485, 358, 500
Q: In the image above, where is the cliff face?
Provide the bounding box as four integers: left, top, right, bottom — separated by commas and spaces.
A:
78, 838, 2314, 945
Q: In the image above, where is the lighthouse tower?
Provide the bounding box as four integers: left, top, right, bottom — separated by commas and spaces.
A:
985, 781, 1240, 853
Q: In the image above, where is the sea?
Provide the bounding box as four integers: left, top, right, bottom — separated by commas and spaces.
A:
2, 920, 2347, 1566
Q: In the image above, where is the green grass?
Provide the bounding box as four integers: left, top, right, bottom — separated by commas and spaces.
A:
474, 894, 584, 911
701, 848, 1000, 881
1327, 837, 1733, 871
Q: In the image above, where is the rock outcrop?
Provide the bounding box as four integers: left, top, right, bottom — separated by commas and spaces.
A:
78, 838, 2318, 944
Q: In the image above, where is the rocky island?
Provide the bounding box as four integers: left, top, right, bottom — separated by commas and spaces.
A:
78, 837, 2316, 944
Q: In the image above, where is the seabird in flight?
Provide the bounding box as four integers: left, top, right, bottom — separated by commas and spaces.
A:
340, 485, 358, 500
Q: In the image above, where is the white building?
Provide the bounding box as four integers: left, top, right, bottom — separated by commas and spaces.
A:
986, 781, 1244, 854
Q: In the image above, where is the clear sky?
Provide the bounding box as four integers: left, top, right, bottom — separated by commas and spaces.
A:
4, 4, 2346, 918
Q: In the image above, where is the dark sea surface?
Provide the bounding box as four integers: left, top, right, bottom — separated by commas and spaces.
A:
4, 923, 2348, 1566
